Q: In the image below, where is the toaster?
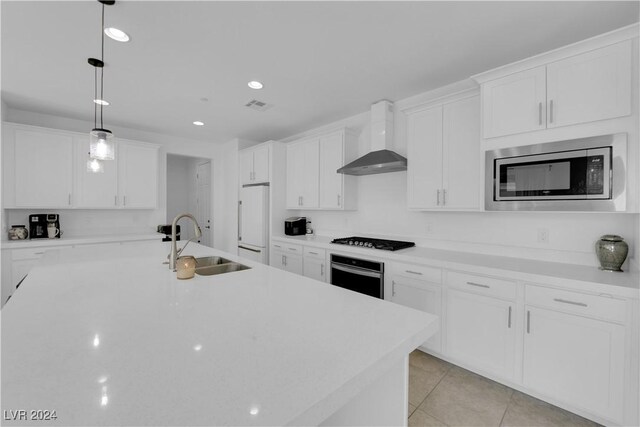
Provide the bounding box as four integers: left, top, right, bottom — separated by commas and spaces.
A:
285, 217, 306, 236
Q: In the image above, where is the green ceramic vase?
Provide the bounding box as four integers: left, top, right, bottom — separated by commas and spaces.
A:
595, 235, 628, 272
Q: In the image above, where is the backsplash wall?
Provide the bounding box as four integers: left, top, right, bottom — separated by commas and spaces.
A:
299, 170, 637, 267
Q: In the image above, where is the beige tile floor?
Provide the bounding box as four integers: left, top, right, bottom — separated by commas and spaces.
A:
408, 350, 601, 427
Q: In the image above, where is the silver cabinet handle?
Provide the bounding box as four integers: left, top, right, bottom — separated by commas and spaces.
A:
298, 196, 301, 206
508, 306, 512, 329
320, 264, 324, 276
442, 189, 446, 206
466, 281, 490, 289
526, 310, 531, 333
405, 270, 423, 276
274, 244, 282, 248
538, 102, 542, 125
301, 196, 304, 206
337, 194, 341, 207
34, 252, 44, 255
392, 280, 396, 297
549, 100, 554, 124
553, 298, 587, 307
114, 195, 118, 206
68, 194, 72, 205
282, 255, 287, 266
436, 190, 440, 206
308, 251, 318, 255
238, 201, 242, 241
288, 247, 298, 252
123, 196, 127, 206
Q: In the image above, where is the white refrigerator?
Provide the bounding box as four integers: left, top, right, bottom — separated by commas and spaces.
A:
238, 185, 269, 264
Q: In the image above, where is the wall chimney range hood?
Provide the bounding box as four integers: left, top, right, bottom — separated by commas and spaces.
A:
337, 100, 407, 176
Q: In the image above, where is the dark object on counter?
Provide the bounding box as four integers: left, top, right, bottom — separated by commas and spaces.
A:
596, 235, 628, 272
157, 224, 180, 242
29, 214, 60, 239
285, 217, 306, 236
8, 225, 28, 240
331, 236, 415, 251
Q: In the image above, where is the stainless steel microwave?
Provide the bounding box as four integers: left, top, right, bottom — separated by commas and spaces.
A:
485, 134, 627, 211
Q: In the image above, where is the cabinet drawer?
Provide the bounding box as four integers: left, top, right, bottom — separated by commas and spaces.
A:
392, 262, 441, 283
272, 241, 303, 254
447, 270, 516, 301
525, 285, 626, 323
303, 247, 326, 260
12, 247, 51, 261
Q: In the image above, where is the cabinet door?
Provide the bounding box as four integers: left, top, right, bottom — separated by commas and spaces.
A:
303, 257, 326, 282
546, 40, 631, 129
14, 129, 73, 208
523, 306, 624, 422
74, 138, 118, 208
446, 289, 516, 380
284, 254, 303, 275
442, 96, 481, 210
391, 277, 442, 352
301, 139, 320, 208
239, 150, 254, 185
286, 142, 306, 208
118, 143, 158, 208
252, 145, 270, 184
319, 132, 344, 209
270, 250, 287, 270
407, 107, 442, 209
482, 67, 546, 138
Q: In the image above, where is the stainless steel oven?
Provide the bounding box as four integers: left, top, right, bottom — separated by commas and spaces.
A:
485, 133, 627, 211
330, 254, 384, 299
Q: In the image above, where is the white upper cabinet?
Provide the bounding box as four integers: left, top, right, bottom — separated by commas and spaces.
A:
117, 141, 158, 209
406, 94, 480, 210
240, 144, 270, 185
13, 128, 74, 208
482, 67, 546, 138
480, 40, 632, 138
74, 137, 118, 208
286, 129, 356, 210
546, 40, 631, 128
286, 138, 319, 209
407, 106, 442, 210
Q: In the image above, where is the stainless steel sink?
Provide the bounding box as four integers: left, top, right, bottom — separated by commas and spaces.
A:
194, 256, 233, 267
194, 256, 250, 276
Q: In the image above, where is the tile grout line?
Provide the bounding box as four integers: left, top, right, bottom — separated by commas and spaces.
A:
498, 390, 517, 427
411, 363, 453, 421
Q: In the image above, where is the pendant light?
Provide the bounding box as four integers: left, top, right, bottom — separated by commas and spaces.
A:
88, 0, 115, 161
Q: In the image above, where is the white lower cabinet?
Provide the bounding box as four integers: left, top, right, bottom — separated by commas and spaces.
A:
303, 247, 327, 282
523, 286, 626, 423
270, 242, 303, 275
391, 276, 442, 352
445, 287, 516, 380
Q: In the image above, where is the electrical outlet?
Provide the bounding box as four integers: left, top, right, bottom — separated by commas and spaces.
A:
537, 228, 549, 244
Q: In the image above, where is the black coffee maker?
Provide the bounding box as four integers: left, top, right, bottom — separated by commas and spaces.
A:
29, 214, 61, 239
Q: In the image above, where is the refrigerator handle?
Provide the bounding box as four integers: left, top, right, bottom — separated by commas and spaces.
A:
238, 200, 242, 241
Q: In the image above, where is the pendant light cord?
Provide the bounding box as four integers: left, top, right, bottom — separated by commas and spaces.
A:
100, 2, 105, 129
94, 66, 98, 129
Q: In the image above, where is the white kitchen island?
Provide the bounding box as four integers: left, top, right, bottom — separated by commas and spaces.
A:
1, 241, 437, 426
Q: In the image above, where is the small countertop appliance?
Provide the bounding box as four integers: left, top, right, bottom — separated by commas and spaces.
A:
285, 217, 306, 236
29, 214, 61, 239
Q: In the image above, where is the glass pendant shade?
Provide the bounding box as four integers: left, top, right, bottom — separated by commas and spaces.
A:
86, 158, 105, 173
89, 128, 115, 160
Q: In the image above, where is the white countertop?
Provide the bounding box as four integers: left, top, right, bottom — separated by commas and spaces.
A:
1, 233, 161, 249
1, 241, 437, 426
273, 235, 640, 298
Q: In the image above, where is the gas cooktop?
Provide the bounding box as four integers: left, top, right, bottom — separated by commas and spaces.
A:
331, 236, 415, 251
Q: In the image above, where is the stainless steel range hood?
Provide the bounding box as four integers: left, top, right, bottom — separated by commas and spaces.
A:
337, 100, 407, 176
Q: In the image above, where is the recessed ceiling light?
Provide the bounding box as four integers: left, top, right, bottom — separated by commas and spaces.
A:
248, 81, 263, 90
93, 99, 110, 106
104, 27, 130, 42
193, 121, 204, 126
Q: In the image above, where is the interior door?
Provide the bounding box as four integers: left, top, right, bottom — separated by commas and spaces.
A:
196, 162, 212, 247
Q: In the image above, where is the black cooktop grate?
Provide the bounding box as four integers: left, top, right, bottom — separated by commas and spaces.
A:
331, 236, 415, 251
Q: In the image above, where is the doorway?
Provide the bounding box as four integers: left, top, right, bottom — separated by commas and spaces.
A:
166, 154, 213, 247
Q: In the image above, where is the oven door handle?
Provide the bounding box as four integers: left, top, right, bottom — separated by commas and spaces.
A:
331, 263, 382, 278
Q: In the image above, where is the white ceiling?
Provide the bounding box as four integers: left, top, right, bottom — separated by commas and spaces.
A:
2, 1, 638, 144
